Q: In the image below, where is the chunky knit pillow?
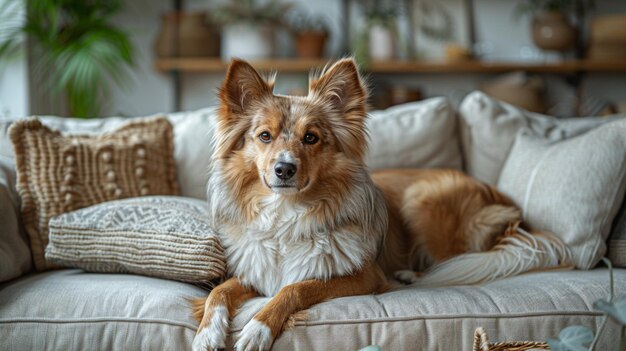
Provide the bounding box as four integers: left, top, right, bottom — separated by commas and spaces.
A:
9, 116, 180, 270
46, 196, 225, 283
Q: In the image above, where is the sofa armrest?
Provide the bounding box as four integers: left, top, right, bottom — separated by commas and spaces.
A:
0, 155, 32, 282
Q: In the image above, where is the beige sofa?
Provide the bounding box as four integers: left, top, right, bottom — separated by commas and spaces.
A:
1, 92, 624, 350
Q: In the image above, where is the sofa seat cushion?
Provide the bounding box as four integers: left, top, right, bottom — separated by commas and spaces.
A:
0, 269, 206, 350
2, 269, 623, 350
233, 269, 623, 350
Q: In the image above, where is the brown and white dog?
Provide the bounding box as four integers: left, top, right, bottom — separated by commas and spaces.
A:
191, 58, 571, 351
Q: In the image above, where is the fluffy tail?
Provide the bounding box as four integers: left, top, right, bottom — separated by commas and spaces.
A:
413, 227, 573, 287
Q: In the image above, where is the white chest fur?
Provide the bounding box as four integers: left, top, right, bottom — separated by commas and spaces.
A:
218, 195, 374, 297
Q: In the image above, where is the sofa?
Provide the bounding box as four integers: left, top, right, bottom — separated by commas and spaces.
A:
1, 91, 625, 350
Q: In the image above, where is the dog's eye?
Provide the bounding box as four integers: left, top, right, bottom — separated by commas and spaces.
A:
258, 131, 272, 143
303, 133, 319, 145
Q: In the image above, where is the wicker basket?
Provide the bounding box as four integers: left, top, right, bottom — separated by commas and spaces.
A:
473, 327, 550, 351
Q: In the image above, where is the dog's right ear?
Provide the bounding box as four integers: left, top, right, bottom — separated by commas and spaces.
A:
219, 59, 273, 114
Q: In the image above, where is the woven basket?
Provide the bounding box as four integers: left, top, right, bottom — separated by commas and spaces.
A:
473, 327, 550, 351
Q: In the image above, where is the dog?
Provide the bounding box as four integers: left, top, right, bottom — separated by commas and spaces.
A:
191, 58, 571, 351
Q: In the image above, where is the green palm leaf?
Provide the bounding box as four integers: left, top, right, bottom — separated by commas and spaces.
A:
0, 0, 134, 118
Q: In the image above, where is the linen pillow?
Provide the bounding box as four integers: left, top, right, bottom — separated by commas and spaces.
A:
459, 91, 624, 185
497, 121, 626, 269
9, 116, 180, 270
46, 196, 225, 283
366, 97, 462, 170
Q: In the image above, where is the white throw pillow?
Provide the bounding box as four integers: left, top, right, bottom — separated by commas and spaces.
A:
497, 121, 626, 269
366, 97, 462, 170
459, 91, 624, 185
170, 108, 217, 199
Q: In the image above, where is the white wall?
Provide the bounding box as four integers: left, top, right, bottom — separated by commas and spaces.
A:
0, 0, 28, 120
0, 48, 28, 120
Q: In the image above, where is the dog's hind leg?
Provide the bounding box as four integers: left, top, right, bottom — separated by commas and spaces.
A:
191, 277, 258, 351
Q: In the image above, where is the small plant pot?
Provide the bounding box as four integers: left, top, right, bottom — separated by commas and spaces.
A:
155, 11, 220, 57
294, 31, 328, 58
221, 23, 276, 60
531, 12, 576, 52
369, 24, 395, 61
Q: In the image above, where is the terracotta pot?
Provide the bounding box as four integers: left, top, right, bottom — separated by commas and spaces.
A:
295, 31, 327, 58
155, 11, 220, 57
531, 12, 576, 52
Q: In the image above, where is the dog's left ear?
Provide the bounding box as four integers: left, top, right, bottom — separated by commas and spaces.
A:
309, 58, 369, 160
308, 58, 368, 115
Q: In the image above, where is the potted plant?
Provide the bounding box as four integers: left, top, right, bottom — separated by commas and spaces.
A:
0, 0, 134, 118
352, 0, 400, 65
365, 4, 398, 61
213, 0, 292, 60
515, 0, 594, 52
289, 14, 329, 59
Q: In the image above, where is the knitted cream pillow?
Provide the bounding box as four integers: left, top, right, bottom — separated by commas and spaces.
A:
46, 196, 225, 283
9, 117, 180, 270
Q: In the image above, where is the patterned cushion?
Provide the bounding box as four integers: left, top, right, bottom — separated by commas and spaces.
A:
46, 196, 225, 283
9, 116, 180, 270
498, 121, 626, 269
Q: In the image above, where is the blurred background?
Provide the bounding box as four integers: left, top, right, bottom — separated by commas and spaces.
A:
1, 0, 625, 119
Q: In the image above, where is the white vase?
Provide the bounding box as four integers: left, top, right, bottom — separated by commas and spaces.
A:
221, 23, 275, 60
369, 24, 395, 61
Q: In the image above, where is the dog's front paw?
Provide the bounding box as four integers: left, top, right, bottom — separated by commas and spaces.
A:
394, 270, 420, 284
192, 306, 230, 351
234, 319, 273, 351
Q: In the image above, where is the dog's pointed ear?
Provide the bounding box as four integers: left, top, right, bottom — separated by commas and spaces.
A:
220, 59, 273, 114
308, 58, 368, 115
308, 58, 369, 161
215, 60, 273, 158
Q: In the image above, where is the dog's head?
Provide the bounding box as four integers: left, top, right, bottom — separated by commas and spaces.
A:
214, 58, 369, 197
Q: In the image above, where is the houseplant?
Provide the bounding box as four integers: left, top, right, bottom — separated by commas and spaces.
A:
289, 14, 329, 59
361, 1, 398, 61
515, 0, 594, 52
0, 0, 134, 118
213, 0, 292, 60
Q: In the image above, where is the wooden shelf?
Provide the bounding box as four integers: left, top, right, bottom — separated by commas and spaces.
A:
155, 58, 626, 74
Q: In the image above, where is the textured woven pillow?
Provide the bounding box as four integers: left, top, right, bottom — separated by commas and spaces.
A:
497, 121, 626, 269
46, 196, 225, 283
9, 117, 180, 270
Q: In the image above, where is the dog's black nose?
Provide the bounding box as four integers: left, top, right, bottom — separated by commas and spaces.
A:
274, 162, 297, 180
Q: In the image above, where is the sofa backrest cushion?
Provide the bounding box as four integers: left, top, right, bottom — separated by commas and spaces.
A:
497, 122, 626, 269
458, 91, 624, 185
366, 97, 462, 171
